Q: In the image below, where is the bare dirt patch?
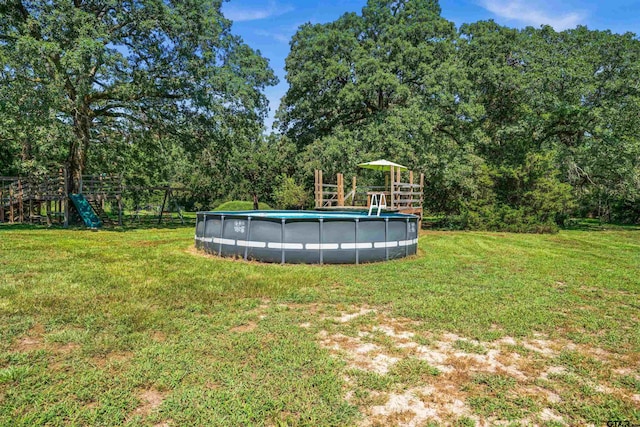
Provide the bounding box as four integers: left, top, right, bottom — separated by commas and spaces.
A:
316, 305, 635, 426
92, 351, 134, 368
132, 389, 167, 417
14, 336, 44, 352
151, 331, 167, 342
53, 342, 80, 353
337, 307, 375, 323
368, 389, 438, 427
230, 321, 257, 333
13, 324, 81, 354
13, 324, 45, 352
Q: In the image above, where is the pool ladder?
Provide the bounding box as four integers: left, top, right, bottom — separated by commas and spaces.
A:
368, 193, 387, 216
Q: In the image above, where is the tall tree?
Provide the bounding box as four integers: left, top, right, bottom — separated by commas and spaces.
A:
0, 0, 276, 191
278, 0, 483, 214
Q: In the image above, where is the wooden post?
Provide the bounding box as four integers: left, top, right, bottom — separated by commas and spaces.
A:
99, 174, 105, 211
419, 173, 424, 224
314, 169, 319, 208
9, 185, 14, 223
409, 171, 414, 210
29, 188, 33, 224
18, 180, 23, 223
117, 195, 123, 225
45, 200, 52, 226
352, 176, 357, 206
318, 170, 323, 208
63, 168, 69, 228
0, 187, 4, 223
118, 175, 123, 225
390, 166, 395, 209
158, 188, 169, 224
395, 169, 401, 211
337, 173, 344, 207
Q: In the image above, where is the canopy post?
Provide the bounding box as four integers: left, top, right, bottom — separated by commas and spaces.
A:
352, 176, 357, 206
390, 165, 395, 209
314, 169, 319, 208
319, 170, 323, 206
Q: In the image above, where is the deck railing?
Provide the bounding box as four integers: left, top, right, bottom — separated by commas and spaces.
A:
314, 169, 424, 218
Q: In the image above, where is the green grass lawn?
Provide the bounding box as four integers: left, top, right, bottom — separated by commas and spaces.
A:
0, 224, 638, 426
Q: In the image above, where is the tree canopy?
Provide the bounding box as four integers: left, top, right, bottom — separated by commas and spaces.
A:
2, 0, 639, 228
0, 0, 276, 192
277, 0, 640, 229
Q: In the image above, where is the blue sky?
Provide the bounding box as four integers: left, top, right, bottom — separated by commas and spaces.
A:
221, 0, 640, 131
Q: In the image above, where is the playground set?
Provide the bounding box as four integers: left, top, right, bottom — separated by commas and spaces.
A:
0, 169, 185, 228
314, 160, 424, 219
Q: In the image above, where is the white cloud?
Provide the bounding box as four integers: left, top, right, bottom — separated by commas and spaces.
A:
224, 0, 294, 22
479, 0, 587, 30
255, 29, 291, 43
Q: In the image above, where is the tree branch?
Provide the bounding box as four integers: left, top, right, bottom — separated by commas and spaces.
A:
95, 110, 142, 124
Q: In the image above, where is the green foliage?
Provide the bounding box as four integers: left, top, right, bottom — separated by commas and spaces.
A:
277, 2, 640, 230
2, 0, 640, 230
453, 339, 488, 355
213, 201, 272, 211
0, 0, 276, 191
273, 175, 309, 209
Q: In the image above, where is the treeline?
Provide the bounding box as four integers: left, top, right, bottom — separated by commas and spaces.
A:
1, 1, 639, 231
276, 1, 640, 230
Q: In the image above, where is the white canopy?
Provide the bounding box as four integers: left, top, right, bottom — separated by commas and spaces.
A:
357, 159, 408, 172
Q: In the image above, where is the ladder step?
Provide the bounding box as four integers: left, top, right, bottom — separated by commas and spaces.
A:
87, 200, 112, 224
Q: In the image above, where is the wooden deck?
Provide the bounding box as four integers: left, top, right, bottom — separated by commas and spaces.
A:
314, 168, 424, 219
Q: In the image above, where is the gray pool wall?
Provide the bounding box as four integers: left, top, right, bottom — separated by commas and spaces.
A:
194, 210, 419, 264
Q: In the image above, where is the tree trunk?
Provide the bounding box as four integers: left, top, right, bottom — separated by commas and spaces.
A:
67, 109, 91, 194
253, 193, 259, 210
21, 140, 31, 163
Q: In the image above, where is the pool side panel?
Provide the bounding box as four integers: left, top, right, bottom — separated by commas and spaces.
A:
284, 221, 320, 264
195, 214, 205, 250
321, 220, 357, 264
357, 219, 386, 263
246, 218, 282, 263
387, 220, 407, 259
194, 211, 419, 264
221, 217, 247, 258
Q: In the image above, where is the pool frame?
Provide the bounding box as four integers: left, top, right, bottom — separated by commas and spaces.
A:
194, 210, 419, 264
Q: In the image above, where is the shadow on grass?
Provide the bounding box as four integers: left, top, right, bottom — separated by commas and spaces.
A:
563, 218, 640, 231
420, 216, 640, 232
0, 218, 195, 232
5, 216, 639, 233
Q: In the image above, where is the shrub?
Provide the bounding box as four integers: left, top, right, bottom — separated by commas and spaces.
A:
213, 200, 272, 211
273, 175, 308, 209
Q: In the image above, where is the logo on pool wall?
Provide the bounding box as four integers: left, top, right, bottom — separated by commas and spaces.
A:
233, 220, 245, 234
409, 223, 416, 233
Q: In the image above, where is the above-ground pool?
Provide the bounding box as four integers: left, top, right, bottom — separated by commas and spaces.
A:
195, 210, 419, 264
